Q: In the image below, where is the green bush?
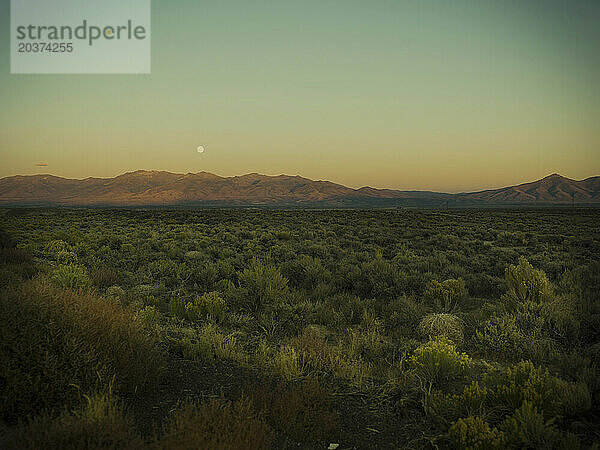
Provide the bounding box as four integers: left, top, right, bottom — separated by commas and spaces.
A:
44, 240, 74, 259
383, 295, 428, 337
179, 323, 248, 365
282, 255, 332, 290
89, 267, 123, 287
424, 278, 467, 312
351, 253, 404, 299
483, 360, 590, 420
136, 305, 161, 327
409, 338, 472, 388
419, 313, 464, 344
500, 401, 554, 448
477, 296, 577, 364
168, 298, 187, 319
50, 263, 91, 290
185, 291, 228, 322
448, 416, 505, 450
429, 360, 591, 429
503, 257, 552, 310
237, 258, 289, 311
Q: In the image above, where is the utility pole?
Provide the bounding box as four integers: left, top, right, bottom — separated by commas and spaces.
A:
571, 192, 576, 209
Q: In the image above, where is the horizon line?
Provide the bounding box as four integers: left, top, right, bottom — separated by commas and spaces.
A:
1, 170, 598, 196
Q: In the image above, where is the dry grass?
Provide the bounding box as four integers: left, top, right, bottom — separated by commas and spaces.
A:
250, 377, 340, 443
155, 396, 272, 450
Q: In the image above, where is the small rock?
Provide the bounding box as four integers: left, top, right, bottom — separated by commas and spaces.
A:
328, 444, 339, 450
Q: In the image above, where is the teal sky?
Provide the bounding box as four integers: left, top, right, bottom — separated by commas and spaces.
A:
1, 0, 599, 192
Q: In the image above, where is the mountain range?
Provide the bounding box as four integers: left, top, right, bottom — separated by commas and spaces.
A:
0, 171, 598, 207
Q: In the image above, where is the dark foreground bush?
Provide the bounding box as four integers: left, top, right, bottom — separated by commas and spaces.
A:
6, 393, 144, 450
250, 377, 340, 443
0, 279, 165, 422
155, 396, 272, 450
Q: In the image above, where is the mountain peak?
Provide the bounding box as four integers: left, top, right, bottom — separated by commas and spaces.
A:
0, 171, 598, 206
542, 173, 567, 181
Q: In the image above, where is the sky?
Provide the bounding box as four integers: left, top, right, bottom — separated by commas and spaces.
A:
0, 0, 599, 192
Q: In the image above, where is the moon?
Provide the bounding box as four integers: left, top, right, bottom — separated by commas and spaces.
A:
197, 145, 205, 154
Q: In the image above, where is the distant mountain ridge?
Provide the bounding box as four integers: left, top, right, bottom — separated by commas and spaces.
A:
0, 171, 598, 207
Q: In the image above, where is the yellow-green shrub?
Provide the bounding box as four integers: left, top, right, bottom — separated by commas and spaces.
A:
409, 338, 472, 387
50, 263, 91, 290
448, 416, 505, 450
185, 291, 227, 322
502, 257, 552, 309
424, 278, 467, 312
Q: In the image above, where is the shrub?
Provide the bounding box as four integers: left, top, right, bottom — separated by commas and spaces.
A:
56, 250, 78, 264
282, 255, 332, 290
0, 280, 164, 422
483, 360, 590, 420
237, 258, 289, 311
476, 314, 529, 361
185, 291, 228, 322
353, 253, 404, 299
409, 338, 472, 388
383, 295, 428, 337
180, 323, 248, 366
500, 401, 578, 449
50, 263, 91, 290
250, 378, 339, 443
502, 257, 552, 309
419, 313, 464, 344
105, 285, 125, 302
44, 240, 73, 259
291, 326, 333, 374
156, 396, 272, 450
7, 393, 143, 450
424, 278, 467, 312
136, 305, 161, 327
476, 298, 576, 364
427, 361, 590, 429
90, 267, 122, 287
448, 416, 505, 450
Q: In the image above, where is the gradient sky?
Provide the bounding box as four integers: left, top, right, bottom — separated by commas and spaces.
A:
1, 0, 599, 192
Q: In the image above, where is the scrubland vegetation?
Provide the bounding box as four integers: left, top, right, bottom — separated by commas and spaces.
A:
0, 208, 599, 449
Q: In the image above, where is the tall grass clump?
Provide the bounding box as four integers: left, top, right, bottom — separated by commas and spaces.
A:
419, 313, 464, 345
274, 344, 305, 380
0, 279, 164, 422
